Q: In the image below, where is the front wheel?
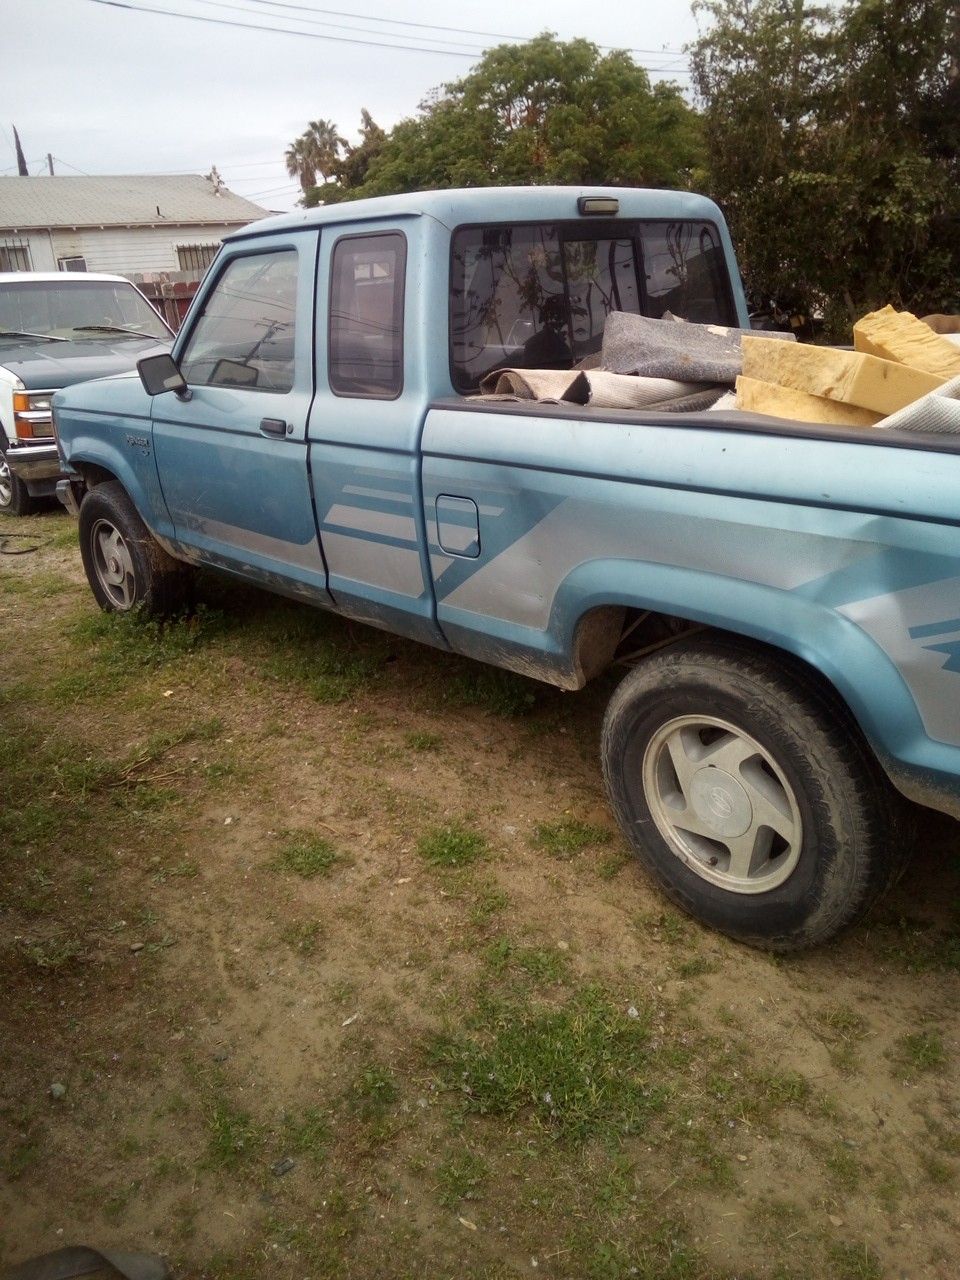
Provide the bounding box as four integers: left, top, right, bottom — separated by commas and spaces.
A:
78, 481, 189, 616
601, 638, 907, 951
0, 443, 40, 516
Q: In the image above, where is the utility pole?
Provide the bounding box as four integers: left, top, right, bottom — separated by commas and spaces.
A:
47, 153, 54, 176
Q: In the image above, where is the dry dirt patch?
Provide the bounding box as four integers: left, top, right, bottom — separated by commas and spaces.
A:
1, 508, 959, 1279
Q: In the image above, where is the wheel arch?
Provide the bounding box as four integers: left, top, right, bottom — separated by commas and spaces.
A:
560, 557, 960, 816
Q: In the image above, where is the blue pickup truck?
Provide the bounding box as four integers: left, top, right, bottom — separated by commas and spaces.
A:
51, 186, 960, 951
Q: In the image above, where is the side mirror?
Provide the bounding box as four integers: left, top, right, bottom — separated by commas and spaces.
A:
137, 353, 191, 400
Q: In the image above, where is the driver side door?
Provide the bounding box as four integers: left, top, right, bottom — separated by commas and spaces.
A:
151, 232, 330, 602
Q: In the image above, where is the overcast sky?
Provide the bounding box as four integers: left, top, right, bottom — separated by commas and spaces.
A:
2, 0, 700, 215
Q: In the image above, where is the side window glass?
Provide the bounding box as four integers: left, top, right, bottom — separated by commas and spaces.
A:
329, 233, 406, 398
179, 250, 298, 392
639, 222, 735, 325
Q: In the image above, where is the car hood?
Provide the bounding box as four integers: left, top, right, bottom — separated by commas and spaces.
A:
0, 336, 171, 390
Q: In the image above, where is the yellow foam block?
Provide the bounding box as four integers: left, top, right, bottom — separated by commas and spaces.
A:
853, 305, 960, 379
741, 336, 944, 416
735, 375, 881, 427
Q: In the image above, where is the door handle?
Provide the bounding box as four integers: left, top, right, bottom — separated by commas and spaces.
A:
259, 418, 287, 437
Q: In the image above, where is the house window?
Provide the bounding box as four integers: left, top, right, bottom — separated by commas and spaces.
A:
0, 239, 32, 271
177, 243, 220, 273
58, 256, 87, 272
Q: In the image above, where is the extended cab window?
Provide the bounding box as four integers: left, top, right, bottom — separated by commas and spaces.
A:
450, 221, 736, 392
328, 233, 406, 398
179, 250, 298, 392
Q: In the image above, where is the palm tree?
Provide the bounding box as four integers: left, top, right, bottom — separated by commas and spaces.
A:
284, 137, 316, 193
304, 118, 345, 185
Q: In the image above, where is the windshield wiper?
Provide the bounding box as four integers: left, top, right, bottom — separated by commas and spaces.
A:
71, 324, 152, 338
0, 328, 69, 343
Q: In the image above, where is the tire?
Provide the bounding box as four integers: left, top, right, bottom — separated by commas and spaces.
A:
0, 440, 40, 516
601, 636, 908, 951
78, 481, 189, 616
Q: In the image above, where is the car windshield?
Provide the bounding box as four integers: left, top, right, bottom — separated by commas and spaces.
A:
0, 280, 171, 341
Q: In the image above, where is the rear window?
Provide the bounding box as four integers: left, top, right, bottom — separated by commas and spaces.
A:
450, 220, 735, 393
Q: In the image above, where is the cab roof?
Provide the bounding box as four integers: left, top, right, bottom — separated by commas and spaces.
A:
226, 185, 727, 242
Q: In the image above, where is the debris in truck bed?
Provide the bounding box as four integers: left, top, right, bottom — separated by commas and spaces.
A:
740, 336, 945, 416
735, 375, 882, 427
854, 306, 960, 378
601, 311, 793, 384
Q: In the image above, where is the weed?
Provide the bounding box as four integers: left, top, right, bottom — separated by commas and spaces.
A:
429, 986, 660, 1142
206, 1098, 263, 1171
282, 1106, 329, 1164
828, 1241, 883, 1280
406, 730, 442, 752
257, 611, 381, 702
896, 1029, 946, 1074
920, 1152, 955, 1185
17, 934, 84, 971
468, 879, 509, 926
275, 832, 342, 879
280, 919, 324, 955
348, 1065, 399, 1123
674, 954, 716, 979
445, 667, 538, 717
533, 817, 611, 859
417, 821, 487, 868
484, 937, 569, 985
435, 1149, 487, 1208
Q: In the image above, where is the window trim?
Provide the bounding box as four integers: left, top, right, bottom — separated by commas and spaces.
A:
327, 229, 407, 402
175, 245, 300, 395
0, 238, 32, 272
447, 217, 738, 394
176, 242, 221, 273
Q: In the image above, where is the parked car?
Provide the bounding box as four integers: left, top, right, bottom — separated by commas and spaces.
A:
51, 186, 960, 950
0, 271, 173, 515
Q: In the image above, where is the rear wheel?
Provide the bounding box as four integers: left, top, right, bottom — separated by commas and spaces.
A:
78, 481, 189, 616
601, 637, 907, 950
0, 441, 40, 516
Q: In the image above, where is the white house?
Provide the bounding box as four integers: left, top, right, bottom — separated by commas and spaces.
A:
0, 173, 269, 278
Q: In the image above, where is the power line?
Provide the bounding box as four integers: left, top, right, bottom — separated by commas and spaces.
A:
243, 0, 691, 61
85, 0, 497, 56
81, 0, 691, 73
188, 0, 488, 54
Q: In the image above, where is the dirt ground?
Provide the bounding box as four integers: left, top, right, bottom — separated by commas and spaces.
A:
1, 506, 959, 1280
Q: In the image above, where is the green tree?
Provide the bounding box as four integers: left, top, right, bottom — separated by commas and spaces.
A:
690, 0, 960, 331
303, 34, 702, 205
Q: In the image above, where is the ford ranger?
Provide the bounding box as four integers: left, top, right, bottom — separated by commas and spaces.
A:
50, 186, 960, 950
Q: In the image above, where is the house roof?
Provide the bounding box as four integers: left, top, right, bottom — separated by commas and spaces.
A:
0, 174, 268, 230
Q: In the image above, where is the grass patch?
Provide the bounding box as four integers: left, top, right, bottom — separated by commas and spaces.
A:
434, 1149, 487, 1208
275, 833, 343, 879
484, 937, 569, 985
429, 986, 660, 1143
405, 730, 442, 752
417, 821, 487, 868
533, 817, 611, 859
348, 1065, 399, 1123
206, 1098, 264, 1171
281, 1105, 329, 1165
280, 919, 324, 955
445, 667, 538, 717
896, 1029, 946, 1074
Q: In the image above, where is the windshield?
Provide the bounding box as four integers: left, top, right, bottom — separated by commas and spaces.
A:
0, 279, 171, 341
